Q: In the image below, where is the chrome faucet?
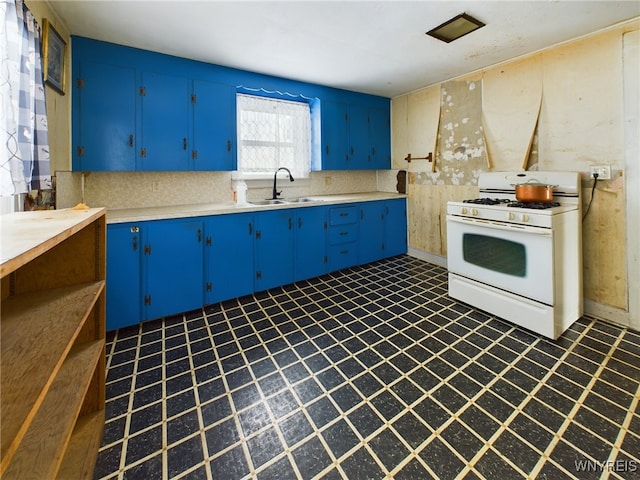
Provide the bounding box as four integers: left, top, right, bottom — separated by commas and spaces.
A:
272, 167, 294, 199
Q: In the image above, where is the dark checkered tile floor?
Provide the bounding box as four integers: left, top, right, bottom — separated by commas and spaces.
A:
94, 256, 640, 480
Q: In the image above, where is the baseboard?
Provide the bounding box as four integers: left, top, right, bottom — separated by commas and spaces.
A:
407, 248, 447, 268
584, 298, 636, 331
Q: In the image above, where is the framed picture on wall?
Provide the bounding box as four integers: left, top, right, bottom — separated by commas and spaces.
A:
42, 18, 66, 95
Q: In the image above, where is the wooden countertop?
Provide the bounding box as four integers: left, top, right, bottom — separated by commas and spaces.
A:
106, 192, 406, 224
0, 207, 106, 277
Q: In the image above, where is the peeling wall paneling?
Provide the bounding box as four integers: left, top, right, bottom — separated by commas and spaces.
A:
391, 95, 409, 169
434, 79, 487, 186
482, 56, 543, 171
582, 183, 627, 310
538, 29, 625, 171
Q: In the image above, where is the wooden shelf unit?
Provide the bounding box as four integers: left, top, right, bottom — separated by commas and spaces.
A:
1, 208, 106, 480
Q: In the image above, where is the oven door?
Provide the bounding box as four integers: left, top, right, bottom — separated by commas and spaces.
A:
446, 215, 554, 305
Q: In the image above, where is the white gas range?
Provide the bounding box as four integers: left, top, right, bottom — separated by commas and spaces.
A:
446, 171, 583, 339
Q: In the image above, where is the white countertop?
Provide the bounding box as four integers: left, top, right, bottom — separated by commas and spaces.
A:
106, 192, 406, 224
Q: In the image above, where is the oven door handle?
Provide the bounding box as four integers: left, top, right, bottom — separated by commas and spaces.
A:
446, 215, 552, 236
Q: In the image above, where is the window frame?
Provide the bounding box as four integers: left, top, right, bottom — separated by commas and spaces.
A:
235, 93, 313, 181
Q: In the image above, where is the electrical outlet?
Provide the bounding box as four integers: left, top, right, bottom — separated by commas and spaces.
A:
151, 180, 160, 192
590, 165, 611, 180
324, 176, 332, 186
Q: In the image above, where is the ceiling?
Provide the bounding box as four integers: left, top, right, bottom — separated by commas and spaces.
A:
48, 1, 639, 98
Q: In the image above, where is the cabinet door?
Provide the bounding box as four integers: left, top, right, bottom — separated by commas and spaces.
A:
143, 218, 204, 320
140, 72, 190, 170
106, 223, 142, 330
369, 107, 391, 170
193, 80, 237, 171
348, 104, 370, 168
204, 213, 254, 304
255, 209, 294, 291
359, 201, 385, 264
75, 62, 136, 171
384, 199, 408, 257
294, 206, 327, 282
321, 101, 349, 170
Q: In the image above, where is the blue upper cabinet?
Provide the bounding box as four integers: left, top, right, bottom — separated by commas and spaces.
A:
192, 81, 236, 171
320, 101, 349, 170
74, 61, 136, 171
369, 107, 392, 170
140, 72, 191, 171
319, 101, 391, 171
72, 36, 390, 172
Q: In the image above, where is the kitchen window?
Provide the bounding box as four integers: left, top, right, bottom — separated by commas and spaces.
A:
236, 94, 311, 179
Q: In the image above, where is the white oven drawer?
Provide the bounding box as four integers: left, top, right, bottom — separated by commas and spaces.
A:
446, 215, 554, 305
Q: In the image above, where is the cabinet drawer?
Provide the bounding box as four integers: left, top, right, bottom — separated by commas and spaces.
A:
329, 224, 357, 245
328, 244, 358, 268
329, 206, 357, 225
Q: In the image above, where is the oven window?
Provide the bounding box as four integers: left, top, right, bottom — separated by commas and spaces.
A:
462, 233, 526, 277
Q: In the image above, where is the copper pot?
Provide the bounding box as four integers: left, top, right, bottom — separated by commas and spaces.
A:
513, 181, 555, 202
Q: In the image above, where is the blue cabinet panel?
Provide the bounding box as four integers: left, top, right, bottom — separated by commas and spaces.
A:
320, 101, 349, 170
255, 209, 295, 292
359, 201, 385, 264
140, 72, 190, 170
106, 223, 141, 330
369, 108, 391, 170
204, 213, 254, 304
294, 206, 328, 282
75, 62, 136, 171
348, 104, 370, 167
384, 198, 408, 257
193, 80, 236, 171
143, 218, 204, 320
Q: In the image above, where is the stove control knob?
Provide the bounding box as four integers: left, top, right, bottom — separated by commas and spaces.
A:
507, 212, 515, 221
471, 208, 479, 216
461, 207, 468, 215
520, 213, 529, 222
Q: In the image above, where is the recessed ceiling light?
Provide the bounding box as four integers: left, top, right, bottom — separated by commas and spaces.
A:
426, 13, 485, 43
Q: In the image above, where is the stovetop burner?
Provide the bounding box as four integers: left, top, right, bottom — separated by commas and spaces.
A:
507, 202, 561, 209
463, 198, 510, 205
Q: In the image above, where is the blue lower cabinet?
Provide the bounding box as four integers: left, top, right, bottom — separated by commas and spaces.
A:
384, 198, 408, 257
359, 201, 385, 264
204, 213, 254, 304
105, 198, 406, 331
254, 209, 295, 292
106, 223, 142, 331
294, 206, 328, 282
142, 218, 204, 320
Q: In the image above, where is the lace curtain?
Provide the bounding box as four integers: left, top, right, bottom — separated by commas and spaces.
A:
237, 93, 311, 179
1, 0, 51, 197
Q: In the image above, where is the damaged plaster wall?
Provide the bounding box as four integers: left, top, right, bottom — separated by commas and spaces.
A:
413, 79, 487, 186
392, 19, 639, 315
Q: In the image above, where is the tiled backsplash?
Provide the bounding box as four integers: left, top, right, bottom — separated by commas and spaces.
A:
55, 170, 400, 210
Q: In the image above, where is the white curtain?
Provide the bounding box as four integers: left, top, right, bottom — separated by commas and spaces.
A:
1, 0, 51, 198
237, 94, 311, 179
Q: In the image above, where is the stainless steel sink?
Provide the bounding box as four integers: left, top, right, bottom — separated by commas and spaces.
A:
249, 199, 287, 206
249, 197, 323, 206
283, 197, 316, 203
